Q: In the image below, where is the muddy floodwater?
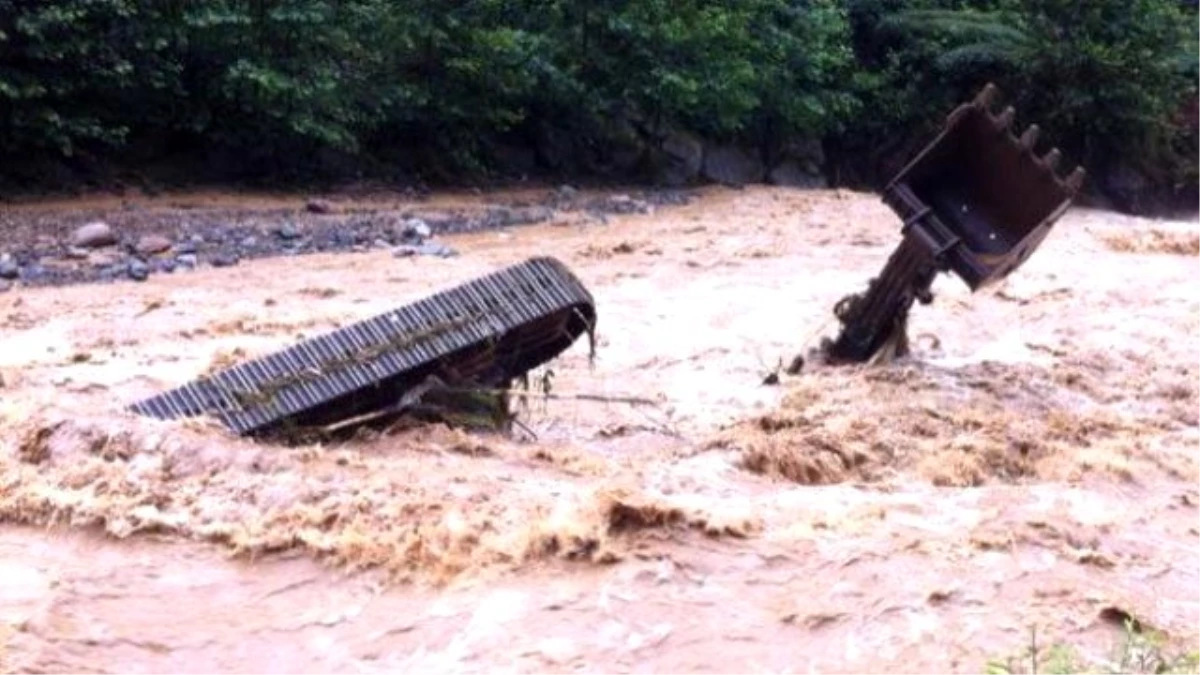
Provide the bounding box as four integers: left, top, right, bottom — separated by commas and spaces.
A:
0, 186, 1197, 673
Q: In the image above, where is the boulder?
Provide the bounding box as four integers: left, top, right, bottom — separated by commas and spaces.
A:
0, 255, 19, 280
127, 259, 151, 282
583, 194, 651, 216
767, 160, 827, 189
88, 249, 123, 268
1100, 161, 1154, 215
702, 145, 765, 186
658, 131, 704, 187
393, 241, 458, 258
765, 137, 827, 188
397, 218, 432, 242
211, 252, 240, 268
779, 138, 825, 171
134, 234, 173, 256
305, 199, 334, 215
70, 221, 117, 248
584, 117, 648, 177
484, 206, 554, 228
276, 222, 301, 240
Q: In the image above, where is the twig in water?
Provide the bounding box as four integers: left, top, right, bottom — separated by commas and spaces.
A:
318, 380, 657, 437
501, 389, 659, 407
319, 375, 446, 434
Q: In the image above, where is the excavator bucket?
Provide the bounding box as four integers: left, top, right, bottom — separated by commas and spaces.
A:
823, 83, 1085, 364
881, 82, 1086, 291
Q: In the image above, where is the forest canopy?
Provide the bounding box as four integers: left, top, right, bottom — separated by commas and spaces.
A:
0, 0, 1196, 213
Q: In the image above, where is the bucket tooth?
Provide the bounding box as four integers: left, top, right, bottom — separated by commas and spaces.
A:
993, 106, 1016, 132
973, 82, 1000, 110
1065, 166, 1087, 193
1041, 148, 1062, 173
1019, 125, 1040, 153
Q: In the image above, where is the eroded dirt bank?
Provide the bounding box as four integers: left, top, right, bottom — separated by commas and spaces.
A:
1, 186, 1197, 673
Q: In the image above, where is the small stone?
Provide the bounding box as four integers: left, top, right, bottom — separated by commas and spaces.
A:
155, 259, 177, 274
175, 240, 198, 255
419, 241, 458, 258
63, 246, 91, 260
127, 259, 150, 281
410, 211, 460, 233
305, 199, 334, 214
211, 252, 239, 268
372, 238, 391, 249
277, 222, 301, 240
70, 221, 117, 248
589, 195, 650, 215
189, 233, 205, 244
89, 250, 122, 268
0, 255, 19, 280
19, 264, 44, 281
134, 234, 173, 256
240, 235, 258, 249
392, 241, 459, 258
400, 218, 432, 241
176, 253, 198, 268
493, 206, 554, 227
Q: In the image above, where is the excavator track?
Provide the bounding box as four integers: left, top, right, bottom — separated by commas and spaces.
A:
128, 256, 596, 437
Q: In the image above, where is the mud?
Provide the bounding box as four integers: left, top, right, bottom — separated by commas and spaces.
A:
1, 186, 1197, 673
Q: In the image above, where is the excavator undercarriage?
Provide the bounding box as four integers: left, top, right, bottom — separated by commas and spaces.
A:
821, 83, 1086, 364
126, 83, 1084, 437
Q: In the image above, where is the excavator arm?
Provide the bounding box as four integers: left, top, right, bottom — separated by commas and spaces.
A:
823, 83, 1086, 364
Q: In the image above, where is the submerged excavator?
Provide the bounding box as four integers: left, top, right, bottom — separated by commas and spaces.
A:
127, 83, 1085, 439
819, 82, 1085, 365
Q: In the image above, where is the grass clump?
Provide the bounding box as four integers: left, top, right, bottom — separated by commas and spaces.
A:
986, 620, 1200, 675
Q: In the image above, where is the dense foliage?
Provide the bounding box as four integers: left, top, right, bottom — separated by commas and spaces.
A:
0, 0, 1195, 211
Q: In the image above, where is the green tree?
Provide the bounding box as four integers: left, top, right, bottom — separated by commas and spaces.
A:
0, 0, 1194, 207
0, 1, 161, 156
883, 0, 1198, 183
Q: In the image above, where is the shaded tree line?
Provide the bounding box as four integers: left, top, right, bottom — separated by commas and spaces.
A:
0, 0, 1195, 213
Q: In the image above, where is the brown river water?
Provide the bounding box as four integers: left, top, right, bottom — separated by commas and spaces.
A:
0, 185, 1197, 673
